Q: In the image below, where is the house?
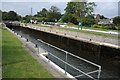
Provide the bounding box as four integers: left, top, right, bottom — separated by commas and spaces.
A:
30, 18, 37, 24
98, 19, 113, 25
93, 14, 113, 25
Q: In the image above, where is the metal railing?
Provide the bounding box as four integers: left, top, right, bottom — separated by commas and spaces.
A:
37, 39, 101, 80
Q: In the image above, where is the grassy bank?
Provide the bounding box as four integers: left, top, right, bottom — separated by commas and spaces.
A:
2, 29, 54, 78
58, 28, 119, 39
66, 24, 120, 32
32, 24, 119, 39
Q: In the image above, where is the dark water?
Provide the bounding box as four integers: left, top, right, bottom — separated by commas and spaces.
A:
9, 26, 119, 79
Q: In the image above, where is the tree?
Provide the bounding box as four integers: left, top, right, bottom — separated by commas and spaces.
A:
47, 6, 61, 22
79, 15, 97, 26
2, 11, 19, 21
7, 11, 19, 21
62, 13, 78, 24
99, 15, 107, 19
37, 17, 48, 22
2, 12, 8, 20
23, 15, 32, 23
62, 2, 96, 25
113, 16, 120, 25
0, 10, 1, 22
37, 8, 48, 17
65, 2, 96, 17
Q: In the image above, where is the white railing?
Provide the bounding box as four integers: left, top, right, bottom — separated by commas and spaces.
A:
37, 39, 101, 80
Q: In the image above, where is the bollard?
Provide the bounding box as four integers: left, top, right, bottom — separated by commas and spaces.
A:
48, 44, 50, 62
35, 44, 38, 48
65, 52, 68, 75
26, 39, 29, 42
90, 39, 92, 41
38, 46, 39, 55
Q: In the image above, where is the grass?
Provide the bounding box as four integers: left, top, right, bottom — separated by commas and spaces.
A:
66, 24, 120, 32
32, 24, 119, 39
2, 29, 54, 78
32, 24, 53, 28
58, 28, 119, 39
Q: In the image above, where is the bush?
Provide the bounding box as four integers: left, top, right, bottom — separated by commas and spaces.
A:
37, 17, 48, 22
113, 16, 120, 25
57, 20, 63, 23
115, 26, 120, 30
93, 24, 116, 30
102, 26, 112, 29
93, 24, 102, 28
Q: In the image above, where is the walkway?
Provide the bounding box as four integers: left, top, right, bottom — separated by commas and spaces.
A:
22, 23, 119, 48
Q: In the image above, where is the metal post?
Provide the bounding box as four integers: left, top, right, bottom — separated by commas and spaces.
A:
65, 52, 68, 75
38, 46, 39, 55
26, 39, 28, 42
97, 67, 101, 80
35, 44, 37, 48
48, 44, 50, 62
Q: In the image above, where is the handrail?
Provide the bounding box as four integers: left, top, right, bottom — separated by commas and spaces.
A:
37, 39, 101, 68
37, 39, 101, 80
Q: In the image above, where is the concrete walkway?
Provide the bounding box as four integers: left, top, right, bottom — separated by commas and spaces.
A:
23, 24, 119, 48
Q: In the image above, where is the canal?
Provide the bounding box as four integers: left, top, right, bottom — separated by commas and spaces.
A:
8, 26, 119, 79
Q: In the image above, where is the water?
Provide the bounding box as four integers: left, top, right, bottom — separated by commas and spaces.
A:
9, 27, 119, 79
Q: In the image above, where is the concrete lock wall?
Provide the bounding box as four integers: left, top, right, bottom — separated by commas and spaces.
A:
7, 25, 120, 75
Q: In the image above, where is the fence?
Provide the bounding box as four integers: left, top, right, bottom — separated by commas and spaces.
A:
37, 39, 101, 80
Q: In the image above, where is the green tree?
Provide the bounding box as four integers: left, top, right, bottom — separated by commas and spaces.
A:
113, 16, 120, 25
62, 14, 78, 24
37, 17, 48, 22
23, 15, 32, 23
47, 6, 61, 22
79, 15, 97, 26
37, 8, 48, 17
2, 12, 8, 20
0, 10, 1, 22
99, 15, 107, 19
62, 2, 96, 25
2, 11, 19, 21
65, 2, 96, 17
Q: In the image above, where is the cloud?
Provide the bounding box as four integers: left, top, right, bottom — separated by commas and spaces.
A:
89, 0, 119, 2
1, 2, 118, 18
1, 0, 70, 2
94, 2, 118, 18
1, 0, 119, 2
1, 2, 67, 16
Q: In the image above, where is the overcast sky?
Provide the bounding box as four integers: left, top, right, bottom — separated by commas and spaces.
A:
1, 0, 119, 18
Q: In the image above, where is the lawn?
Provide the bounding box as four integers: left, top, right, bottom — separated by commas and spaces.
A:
32, 24, 119, 39
2, 29, 54, 78
66, 24, 120, 32
58, 28, 119, 39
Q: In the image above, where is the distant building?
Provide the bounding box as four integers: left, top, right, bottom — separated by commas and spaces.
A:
93, 14, 113, 25
30, 18, 37, 24
98, 19, 113, 25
